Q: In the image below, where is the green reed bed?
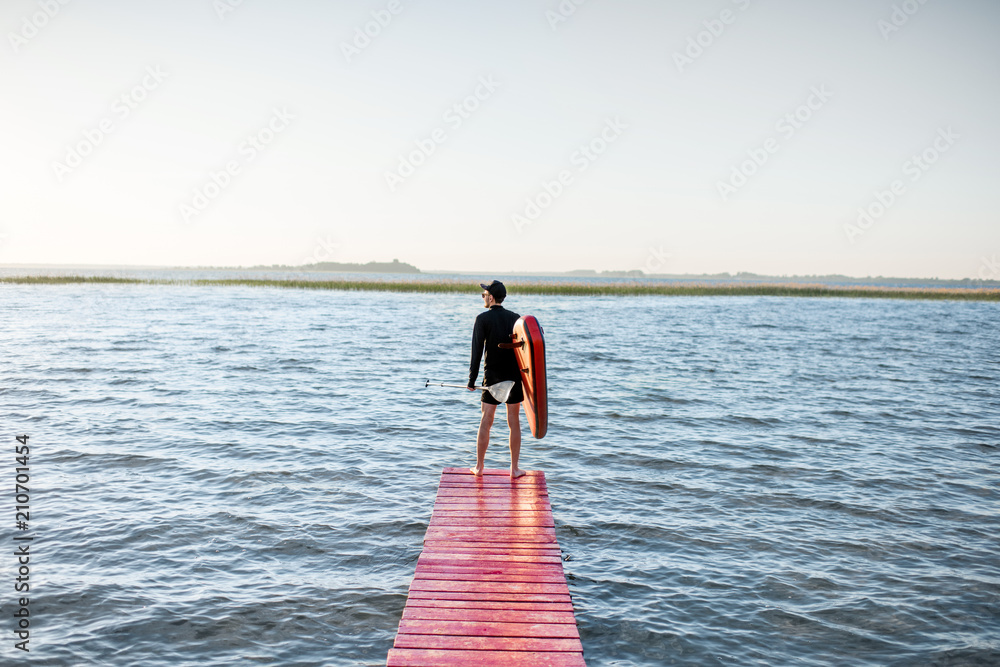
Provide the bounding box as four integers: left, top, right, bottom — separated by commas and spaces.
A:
3, 275, 999, 301
1, 275, 147, 285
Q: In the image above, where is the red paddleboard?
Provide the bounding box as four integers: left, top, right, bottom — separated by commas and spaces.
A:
512, 316, 547, 439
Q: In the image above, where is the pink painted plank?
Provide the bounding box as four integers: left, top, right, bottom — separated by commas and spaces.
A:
431, 512, 554, 521
435, 490, 548, 499
438, 479, 546, 486
393, 634, 583, 652
419, 549, 562, 559
438, 482, 548, 490
433, 495, 550, 502
418, 548, 562, 558
437, 482, 546, 489
440, 480, 546, 486
433, 492, 547, 498
424, 525, 557, 536
413, 572, 567, 585
427, 520, 553, 526
413, 573, 567, 585
423, 532, 556, 545
423, 535, 556, 545
387, 648, 586, 666
406, 590, 573, 603
425, 523, 557, 534
430, 519, 555, 529
397, 619, 579, 639
423, 535, 557, 546
417, 558, 564, 569
431, 500, 549, 507
402, 607, 579, 625
421, 546, 561, 554
432, 506, 552, 514
402, 599, 575, 612
416, 563, 566, 576
442, 467, 544, 477
432, 505, 552, 513
431, 507, 552, 521
433, 495, 549, 502
415, 563, 566, 576
437, 487, 549, 493
421, 543, 561, 555
408, 580, 570, 596
432, 499, 550, 507
429, 517, 554, 525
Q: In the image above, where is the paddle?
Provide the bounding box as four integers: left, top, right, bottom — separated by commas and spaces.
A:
425, 380, 515, 403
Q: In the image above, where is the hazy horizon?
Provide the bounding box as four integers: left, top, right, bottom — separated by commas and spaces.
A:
2, 1, 998, 280
3, 260, 997, 284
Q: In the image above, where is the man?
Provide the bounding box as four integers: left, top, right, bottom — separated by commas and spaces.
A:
468, 280, 526, 479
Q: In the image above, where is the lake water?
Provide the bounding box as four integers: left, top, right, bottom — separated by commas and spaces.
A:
1, 283, 997, 666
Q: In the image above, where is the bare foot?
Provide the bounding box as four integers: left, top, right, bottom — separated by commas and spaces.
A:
470, 466, 484, 476
510, 468, 526, 479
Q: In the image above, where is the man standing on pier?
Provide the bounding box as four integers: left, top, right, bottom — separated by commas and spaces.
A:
468, 280, 526, 479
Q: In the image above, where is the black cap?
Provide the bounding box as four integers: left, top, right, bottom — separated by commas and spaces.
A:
480, 280, 506, 302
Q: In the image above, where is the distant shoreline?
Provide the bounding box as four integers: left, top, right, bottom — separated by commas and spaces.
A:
3, 275, 998, 301
1, 263, 995, 289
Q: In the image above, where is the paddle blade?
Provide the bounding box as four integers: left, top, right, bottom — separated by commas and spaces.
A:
487, 381, 514, 403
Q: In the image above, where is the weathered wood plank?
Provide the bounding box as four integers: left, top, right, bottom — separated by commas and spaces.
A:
402, 607, 579, 625
415, 563, 566, 576
413, 571, 568, 584
406, 590, 573, 604
402, 599, 575, 612
421, 542, 561, 555
393, 634, 583, 652
415, 567, 566, 577
418, 553, 563, 565
408, 580, 571, 596
441, 467, 544, 476
397, 619, 579, 639
387, 648, 586, 666
430, 517, 556, 528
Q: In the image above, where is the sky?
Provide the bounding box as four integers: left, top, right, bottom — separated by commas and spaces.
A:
1, 0, 998, 278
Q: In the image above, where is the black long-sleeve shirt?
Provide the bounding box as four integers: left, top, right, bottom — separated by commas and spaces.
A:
469, 305, 521, 387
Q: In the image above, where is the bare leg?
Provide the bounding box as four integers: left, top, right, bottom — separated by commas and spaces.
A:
507, 402, 525, 479
472, 402, 497, 475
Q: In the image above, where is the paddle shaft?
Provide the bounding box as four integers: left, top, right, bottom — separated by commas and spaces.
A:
425, 380, 515, 402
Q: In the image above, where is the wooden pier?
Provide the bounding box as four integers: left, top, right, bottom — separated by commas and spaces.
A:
387, 467, 586, 666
